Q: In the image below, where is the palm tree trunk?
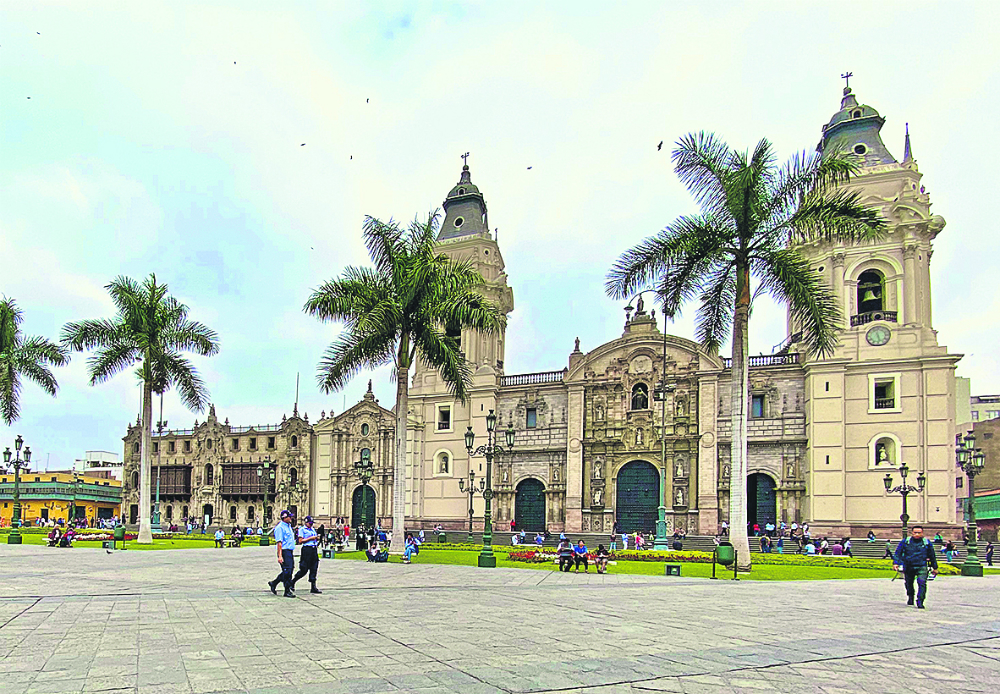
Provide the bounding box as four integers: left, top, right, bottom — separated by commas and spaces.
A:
391, 364, 409, 553
137, 377, 154, 544
729, 262, 752, 570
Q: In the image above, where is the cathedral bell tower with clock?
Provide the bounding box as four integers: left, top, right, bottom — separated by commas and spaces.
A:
787, 80, 962, 535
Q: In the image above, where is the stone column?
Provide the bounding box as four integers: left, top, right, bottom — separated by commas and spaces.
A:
832, 253, 846, 326
697, 376, 719, 534
903, 243, 918, 325
565, 385, 585, 532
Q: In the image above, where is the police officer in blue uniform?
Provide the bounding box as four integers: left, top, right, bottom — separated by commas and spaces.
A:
291, 515, 322, 594
268, 510, 297, 598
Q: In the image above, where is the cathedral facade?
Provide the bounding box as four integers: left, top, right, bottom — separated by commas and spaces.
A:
123, 84, 962, 538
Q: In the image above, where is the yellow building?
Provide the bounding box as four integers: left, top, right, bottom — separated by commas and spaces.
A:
0, 471, 122, 526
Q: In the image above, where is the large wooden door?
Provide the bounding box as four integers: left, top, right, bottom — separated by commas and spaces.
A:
747, 473, 776, 528
351, 485, 376, 529
615, 461, 659, 534
515, 478, 546, 531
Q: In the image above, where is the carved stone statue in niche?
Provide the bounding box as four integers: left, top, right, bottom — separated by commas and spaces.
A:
593, 488, 603, 506
876, 442, 890, 465
595, 404, 604, 421
635, 429, 644, 446
676, 398, 686, 416
552, 466, 560, 482
593, 457, 603, 479
675, 487, 685, 506
675, 459, 685, 478
722, 464, 730, 479
786, 461, 796, 478
502, 468, 509, 483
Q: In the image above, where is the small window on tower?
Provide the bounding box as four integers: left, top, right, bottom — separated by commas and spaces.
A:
454, 217, 464, 227
853, 143, 868, 155
852, 109, 862, 118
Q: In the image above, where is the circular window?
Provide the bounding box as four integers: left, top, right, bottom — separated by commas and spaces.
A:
853, 144, 867, 155
484, 250, 489, 255
454, 217, 464, 227
818, 266, 824, 272
458, 188, 466, 195
361, 423, 369, 436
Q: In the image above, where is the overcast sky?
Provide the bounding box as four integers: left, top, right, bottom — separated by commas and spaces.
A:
3, 1, 999, 470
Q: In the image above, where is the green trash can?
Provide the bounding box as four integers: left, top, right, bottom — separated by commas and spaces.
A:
259, 535, 270, 547
715, 541, 736, 566
438, 533, 447, 543
113, 525, 125, 550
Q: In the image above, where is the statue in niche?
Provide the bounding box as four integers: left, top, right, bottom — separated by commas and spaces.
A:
593, 488, 603, 506
595, 404, 604, 421
502, 468, 509, 483
722, 463, 730, 479
635, 429, 644, 446
675, 488, 685, 506
876, 443, 890, 465
676, 398, 686, 416
786, 462, 796, 478
553, 467, 560, 482
675, 459, 684, 478
593, 458, 602, 479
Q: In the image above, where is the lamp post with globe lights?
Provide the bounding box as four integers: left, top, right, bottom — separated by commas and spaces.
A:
458, 468, 484, 543
882, 463, 926, 539
956, 431, 986, 577
354, 448, 374, 549
256, 458, 277, 546
3, 436, 31, 544
465, 409, 515, 568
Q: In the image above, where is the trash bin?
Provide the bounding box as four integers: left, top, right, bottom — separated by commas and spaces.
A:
715, 541, 736, 566
322, 547, 334, 559
438, 533, 447, 543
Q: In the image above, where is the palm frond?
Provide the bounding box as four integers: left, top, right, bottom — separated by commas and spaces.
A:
754, 248, 841, 357
158, 351, 210, 411
412, 322, 473, 401
162, 320, 220, 357
86, 342, 141, 386
787, 188, 887, 245
362, 216, 404, 277
693, 261, 737, 353
316, 327, 398, 393
672, 132, 734, 221
0, 359, 20, 424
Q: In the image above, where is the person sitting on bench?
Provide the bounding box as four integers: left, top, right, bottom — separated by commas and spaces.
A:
595, 544, 610, 574
366, 541, 381, 562
573, 540, 589, 573
557, 539, 574, 572
47, 527, 61, 547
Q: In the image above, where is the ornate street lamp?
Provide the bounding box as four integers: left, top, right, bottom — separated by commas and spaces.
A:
3, 436, 31, 544
354, 448, 374, 548
152, 394, 167, 533
882, 462, 926, 538
457, 468, 485, 543
256, 457, 276, 546
465, 409, 515, 568
956, 431, 986, 577
69, 471, 81, 528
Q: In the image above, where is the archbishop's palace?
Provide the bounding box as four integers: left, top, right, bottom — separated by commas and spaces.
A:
122, 84, 962, 537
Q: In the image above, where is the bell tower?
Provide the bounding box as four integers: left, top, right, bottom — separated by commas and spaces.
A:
792, 80, 961, 536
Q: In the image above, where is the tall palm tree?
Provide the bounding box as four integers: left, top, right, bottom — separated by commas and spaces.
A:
607, 133, 886, 568
0, 297, 69, 425
62, 274, 219, 544
304, 212, 506, 543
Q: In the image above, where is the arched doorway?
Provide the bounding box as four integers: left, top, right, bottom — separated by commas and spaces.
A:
615, 461, 659, 533
351, 485, 376, 529
747, 473, 777, 529
515, 478, 546, 531
202, 504, 214, 526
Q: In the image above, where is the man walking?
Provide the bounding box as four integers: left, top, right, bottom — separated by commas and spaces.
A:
893, 525, 938, 609
268, 510, 297, 598
291, 516, 322, 594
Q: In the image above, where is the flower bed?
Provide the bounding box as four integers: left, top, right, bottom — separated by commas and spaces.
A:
503, 547, 960, 574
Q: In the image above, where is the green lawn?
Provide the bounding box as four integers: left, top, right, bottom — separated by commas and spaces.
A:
334, 547, 925, 580
5, 533, 253, 550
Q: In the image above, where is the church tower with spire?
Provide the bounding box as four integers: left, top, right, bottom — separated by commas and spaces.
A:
406, 159, 515, 524
789, 80, 961, 533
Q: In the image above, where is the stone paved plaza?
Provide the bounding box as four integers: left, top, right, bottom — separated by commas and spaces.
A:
1, 546, 999, 694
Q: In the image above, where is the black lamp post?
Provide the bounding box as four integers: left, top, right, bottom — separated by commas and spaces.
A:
956, 431, 986, 577
69, 471, 81, 528
354, 448, 374, 548
882, 463, 926, 538
465, 409, 515, 568
457, 468, 484, 543
3, 435, 31, 545
152, 393, 166, 532
256, 458, 276, 546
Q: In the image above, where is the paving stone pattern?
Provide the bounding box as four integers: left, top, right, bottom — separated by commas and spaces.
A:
0, 545, 998, 693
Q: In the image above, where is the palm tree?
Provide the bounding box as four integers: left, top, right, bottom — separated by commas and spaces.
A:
304, 212, 506, 543
0, 297, 70, 425
62, 274, 219, 544
607, 133, 886, 568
